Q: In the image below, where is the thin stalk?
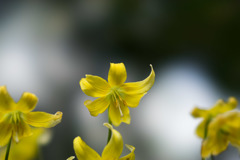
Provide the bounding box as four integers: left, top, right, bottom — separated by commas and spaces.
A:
210, 155, 214, 160
37, 146, 44, 160
107, 109, 112, 144
5, 138, 12, 160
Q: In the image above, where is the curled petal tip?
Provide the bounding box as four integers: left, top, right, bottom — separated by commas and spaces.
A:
67, 156, 75, 160
74, 136, 81, 141
150, 64, 154, 71
191, 107, 199, 117
103, 123, 113, 130
125, 144, 135, 151
55, 111, 63, 117
53, 111, 63, 125
84, 100, 92, 106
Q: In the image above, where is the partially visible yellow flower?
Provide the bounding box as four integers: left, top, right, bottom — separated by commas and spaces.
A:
80, 63, 155, 126
0, 128, 52, 160
68, 123, 135, 160
0, 86, 62, 146
191, 97, 237, 138
202, 111, 240, 158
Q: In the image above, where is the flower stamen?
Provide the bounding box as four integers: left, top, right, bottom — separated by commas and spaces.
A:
118, 104, 124, 118
111, 89, 125, 117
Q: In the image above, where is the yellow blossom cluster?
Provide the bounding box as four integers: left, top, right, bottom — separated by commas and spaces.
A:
191, 97, 240, 158
68, 63, 155, 160
0, 62, 155, 160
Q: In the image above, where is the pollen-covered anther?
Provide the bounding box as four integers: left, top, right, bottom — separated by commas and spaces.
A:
118, 106, 124, 118
115, 99, 124, 117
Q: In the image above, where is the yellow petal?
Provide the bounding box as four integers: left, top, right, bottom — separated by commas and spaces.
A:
109, 105, 121, 126
195, 119, 208, 138
12, 119, 32, 143
121, 105, 131, 125
120, 64, 155, 95
191, 107, 208, 118
210, 97, 237, 116
0, 120, 13, 146
17, 92, 38, 113
119, 145, 135, 160
0, 111, 33, 146
7, 128, 47, 160
73, 136, 101, 160
0, 86, 15, 112
84, 97, 110, 116
67, 156, 75, 160
201, 112, 231, 158
108, 63, 127, 86
25, 111, 62, 128
80, 75, 111, 97
212, 138, 229, 156
109, 103, 130, 126
228, 97, 238, 107
0, 112, 4, 120
121, 92, 146, 108
201, 136, 228, 158
102, 123, 123, 159
201, 139, 213, 158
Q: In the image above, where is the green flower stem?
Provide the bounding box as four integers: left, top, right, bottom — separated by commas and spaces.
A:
37, 146, 44, 160
202, 156, 214, 160
5, 138, 12, 160
107, 109, 112, 144
211, 155, 214, 160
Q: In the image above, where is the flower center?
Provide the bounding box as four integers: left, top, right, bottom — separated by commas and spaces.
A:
6, 111, 23, 124
110, 87, 126, 118
4, 111, 24, 142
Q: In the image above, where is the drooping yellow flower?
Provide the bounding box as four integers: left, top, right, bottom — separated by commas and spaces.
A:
0, 128, 52, 160
0, 86, 62, 147
191, 97, 237, 138
201, 111, 240, 158
80, 63, 155, 126
67, 123, 135, 160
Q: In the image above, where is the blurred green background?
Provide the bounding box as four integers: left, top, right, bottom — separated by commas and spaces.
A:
0, 0, 240, 160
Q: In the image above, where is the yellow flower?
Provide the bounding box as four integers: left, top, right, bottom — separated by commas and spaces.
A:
191, 97, 237, 138
68, 123, 135, 160
80, 63, 155, 126
0, 86, 62, 147
0, 128, 52, 160
201, 111, 240, 158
